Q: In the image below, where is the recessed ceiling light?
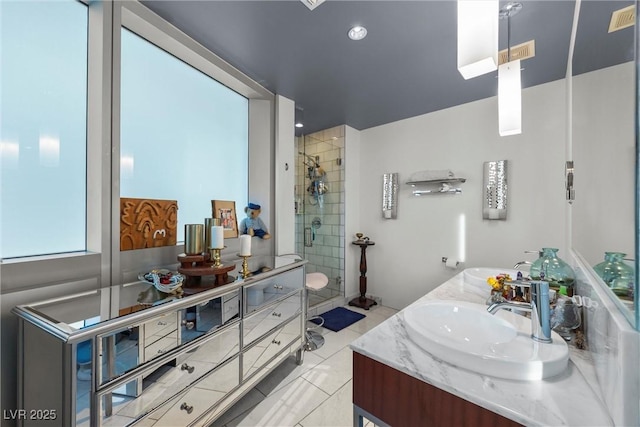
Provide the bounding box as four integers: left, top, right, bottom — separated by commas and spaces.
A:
295, 122, 304, 128
348, 26, 367, 41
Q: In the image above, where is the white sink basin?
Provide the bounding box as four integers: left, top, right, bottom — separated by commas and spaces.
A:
463, 267, 521, 288
403, 300, 568, 381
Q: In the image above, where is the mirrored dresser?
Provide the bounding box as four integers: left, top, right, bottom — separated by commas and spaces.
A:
12, 256, 306, 426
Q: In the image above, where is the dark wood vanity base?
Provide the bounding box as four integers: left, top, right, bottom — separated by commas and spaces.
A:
353, 352, 522, 427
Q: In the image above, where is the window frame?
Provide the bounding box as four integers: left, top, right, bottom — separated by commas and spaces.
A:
1, 0, 274, 295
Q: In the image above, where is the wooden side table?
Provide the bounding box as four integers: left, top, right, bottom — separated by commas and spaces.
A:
349, 240, 377, 310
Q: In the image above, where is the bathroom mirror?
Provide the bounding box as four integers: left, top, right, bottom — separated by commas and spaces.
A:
570, 1, 636, 327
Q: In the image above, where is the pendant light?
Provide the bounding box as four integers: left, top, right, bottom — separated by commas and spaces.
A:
498, 2, 523, 136
457, 0, 499, 79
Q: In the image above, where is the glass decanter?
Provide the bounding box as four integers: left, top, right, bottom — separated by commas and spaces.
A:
593, 252, 634, 297
529, 248, 576, 296
551, 296, 581, 341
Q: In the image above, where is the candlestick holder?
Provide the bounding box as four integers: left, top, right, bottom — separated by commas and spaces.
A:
209, 248, 223, 268
239, 254, 251, 279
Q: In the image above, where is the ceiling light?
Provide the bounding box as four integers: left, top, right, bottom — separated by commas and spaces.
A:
498, 2, 523, 136
498, 60, 521, 136
348, 26, 367, 41
295, 107, 304, 129
457, 0, 499, 79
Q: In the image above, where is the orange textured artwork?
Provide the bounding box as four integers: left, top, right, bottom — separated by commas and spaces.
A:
120, 198, 178, 251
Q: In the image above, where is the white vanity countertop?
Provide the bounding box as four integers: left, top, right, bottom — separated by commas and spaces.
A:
350, 272, 613, 427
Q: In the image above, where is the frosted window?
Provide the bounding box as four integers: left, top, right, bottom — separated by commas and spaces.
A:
120, 29, 248, 242
1, 1, 88, 259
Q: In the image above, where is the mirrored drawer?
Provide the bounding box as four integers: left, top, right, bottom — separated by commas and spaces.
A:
143, 312, 178, 340
97, 324, 240, 426
244, 267, 304, 315
143, 332, 178, 362
180, 322, 240, 367
242, 314, 302, 380
182, 289, 240, 344
242, 291, 302, 347
146, 357, 240, 427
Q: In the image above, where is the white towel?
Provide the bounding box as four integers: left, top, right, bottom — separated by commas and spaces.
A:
409, 170, 454, 182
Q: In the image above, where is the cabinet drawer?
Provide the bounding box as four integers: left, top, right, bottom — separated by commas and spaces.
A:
149, 386, 224, 426
221, 294, 239, 324
242, 291, 302, 347
109, 324, 240, 425
180, 323, 240, 366
143, 332, 178, 362
242, 314, 302, 380
244, 267, 304, 315
143, 312, 178, 340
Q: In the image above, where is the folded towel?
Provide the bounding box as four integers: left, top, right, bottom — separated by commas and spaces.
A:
409, 170, 454, 182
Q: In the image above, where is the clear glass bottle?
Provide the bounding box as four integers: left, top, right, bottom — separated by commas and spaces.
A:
593, 252, 634, 297
529, 248, 576, 296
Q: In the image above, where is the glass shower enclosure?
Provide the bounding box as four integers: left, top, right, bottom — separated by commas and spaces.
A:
295, 125, 345, 307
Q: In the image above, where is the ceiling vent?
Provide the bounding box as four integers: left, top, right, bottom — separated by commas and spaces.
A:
300, 0, 326, 11
609, 5, 635, 33
498, 39, 535, 65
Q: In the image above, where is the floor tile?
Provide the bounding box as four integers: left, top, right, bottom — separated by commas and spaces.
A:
345, 310, 388, 335
301, 347, 352, 396
226, 377, 329, 427
299, 380, 353, 427
206, 304, 395, 427
256, 352, 324, 396
208, 388, 266, 427
310, 328, 361, 360
132, 418, 158, 426
344, 304, 397, 320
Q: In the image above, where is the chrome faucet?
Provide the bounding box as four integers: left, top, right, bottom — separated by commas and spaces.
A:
487, 281, 552, 343
513, 260, 531, 269
513, 250, 542, 269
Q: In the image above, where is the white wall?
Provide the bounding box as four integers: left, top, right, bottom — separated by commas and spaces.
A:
275, 95, 296, 255
344, 126, 362, 302
356, 79, 568, 309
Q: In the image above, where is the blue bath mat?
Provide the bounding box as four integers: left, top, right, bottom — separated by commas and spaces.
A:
310, 307, 366, 332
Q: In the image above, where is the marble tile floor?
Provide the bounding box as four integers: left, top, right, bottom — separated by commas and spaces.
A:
209, 304, 399, 427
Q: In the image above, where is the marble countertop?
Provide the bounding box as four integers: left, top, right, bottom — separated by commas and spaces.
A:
350, 272, 613, 426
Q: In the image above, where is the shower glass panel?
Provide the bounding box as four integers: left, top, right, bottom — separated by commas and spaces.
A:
295, 126, 345, 307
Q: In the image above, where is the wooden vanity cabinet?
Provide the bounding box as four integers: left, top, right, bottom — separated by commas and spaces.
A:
13, 257, 306, 427
352, 352, 522, 427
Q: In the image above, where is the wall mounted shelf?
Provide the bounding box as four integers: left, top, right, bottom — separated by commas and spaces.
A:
406, 178, 466, 196
406, 178, 467, 186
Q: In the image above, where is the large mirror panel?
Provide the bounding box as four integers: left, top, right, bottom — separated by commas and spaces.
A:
571, 0, 636, 326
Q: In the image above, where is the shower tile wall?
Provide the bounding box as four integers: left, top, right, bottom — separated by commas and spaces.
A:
295, 125, 345, 307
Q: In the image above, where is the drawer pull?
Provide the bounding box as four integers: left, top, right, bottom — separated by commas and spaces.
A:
157, 349, 165, 354
271, 312, 282, 317
273, 284, 284, 290
157, 321, 167, 326
181, 320, 194, 330
181, 363, 195, 374
180, 402, 194, 414
272, 339, 281, 345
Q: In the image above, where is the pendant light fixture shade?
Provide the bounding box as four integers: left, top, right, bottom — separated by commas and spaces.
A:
457, 0, 499, 79
498, 59, 522, 136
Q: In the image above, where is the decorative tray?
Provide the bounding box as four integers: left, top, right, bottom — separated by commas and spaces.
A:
138, 269, 184, 294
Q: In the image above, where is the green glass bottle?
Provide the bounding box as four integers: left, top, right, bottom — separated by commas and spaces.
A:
529, 248, 576, 296
593, 252, 634, 297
